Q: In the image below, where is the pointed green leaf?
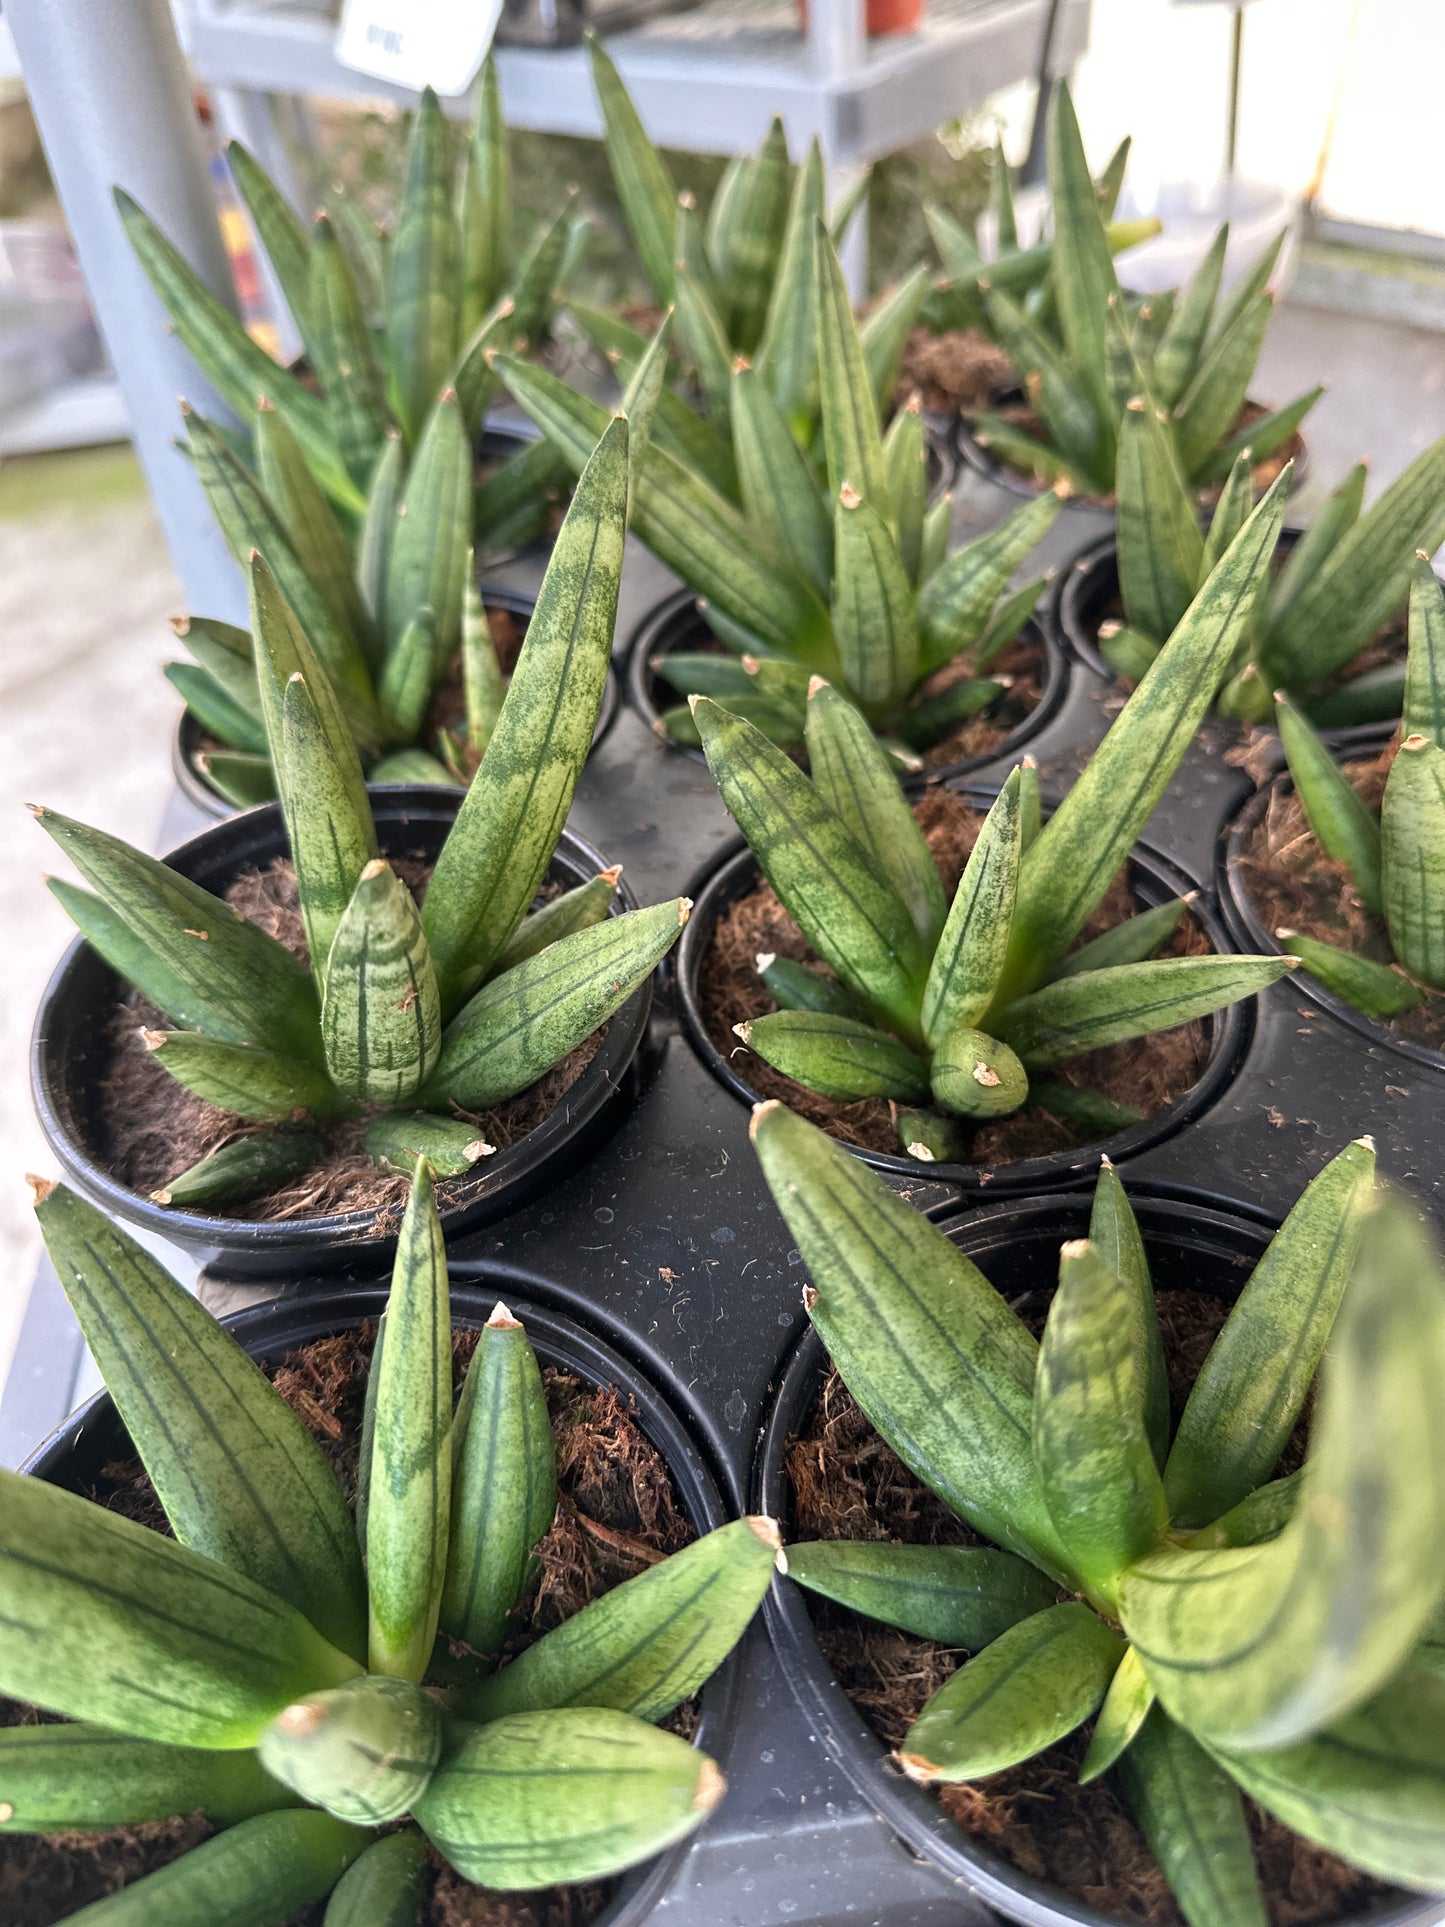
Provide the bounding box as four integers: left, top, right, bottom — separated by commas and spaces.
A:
367, 1162, 452, 1680
1047, 896, 1189, 982
440, 1303, 555, 1658
508, 197, 575, 353
756, 138, 824, 432
0, 1464, 359, 1746
750, 1101, 1067, 1576
384, 88, 459, 443
813, 222, 888, 511
356, 429, 404, 640
618, 310, 672, 521
1033, 1239, 1169, 1601
463, 1516, 777, 1724
859, 265, 931, 422
36, 807, 320, 1062
378, 606, 437, 743
489, 868, 620, 977
140, 1028, 344, 1121
718, 116, 792, 354
1000, 473, 1290, 995
921, 770, 1022, 1046
320, 859, 440, 1103
1276, 693, 1383, 913
900, 1603, 1124, 1781
732, 361, 832, 596
151, 1128, 323, 1208
1277, 930, 1422, 1019
787, 1540, 1058, 1648
1263, 461, 1367, 635
459, 55, 510, 333
1172, 292, 1273, 480
423, 418, 626, 1006
255, 402, 373, 652
1382, 731, 1445, 989
1046, 83, 1119, 437
883, 400, 927, 584
304, 210, 391, 498
323, 1830, 428, 1927
831, 484, 917, 714
1150, 224, 1228, 410
588, 36, 677, 299
692, 698, 928, 1038
1079, 1646, 1156, 1784
227, 141, 315, 356
1116, 1711, 1267, 1927
1124, 1194, 1445, 1748
1184, 1470, 1302, 1551
258, 1674, 440, 1826
1404, 552, 1445, 746
1090, 1159, 1170, 1468
1198, 451, 1257, 589
384, 388, 471, 673
166, 662, 267, 755
1115, 396, 1204, 644
984, 284, 1110, 489
416, 1706, 717, 1889
0, 1723, 293, 1833
1000, 953, 1293, 1068
917, 491, 1059, 672
36, 1183, 364, 1660
1197, 385, 1321, 487
365, 1111, 493, 1178
739, 1007, 931, 1103
271, 663, 377, 975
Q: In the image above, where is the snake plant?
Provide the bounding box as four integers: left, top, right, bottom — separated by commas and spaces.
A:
693, 473, 1295, 1159
755, 1102, 1445, 1921
1264, 556, 1445, 1022
118, 67, 578, 521
7, 1175, 777, 1921
500, 226, 1058, 758
965, 84, 1318, 498
36, 424, 686, 1210
1101, 407, 1445, 729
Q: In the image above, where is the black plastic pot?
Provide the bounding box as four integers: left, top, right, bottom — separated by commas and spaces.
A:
1218, 771, 1445, 1076
1052, 530, 1414, 757
676, 824, 1254, 1199
21, 1282, 740, 1927
31, 787, 654, 1280
754, 1189, 1428, 1927
172, 584, 619, 824
625, 589, 1069, 789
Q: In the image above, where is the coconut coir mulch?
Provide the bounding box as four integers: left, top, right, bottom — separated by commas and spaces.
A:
2, 1322, 696, 1927
1239, 742, 1445, 1051
783, 1289, 1383, 1926
699, 786, 1210, 1164
893, 326, 1015, 419
95, 853, 605, 1222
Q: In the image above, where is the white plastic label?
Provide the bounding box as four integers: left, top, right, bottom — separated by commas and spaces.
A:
335, 0, 504, 97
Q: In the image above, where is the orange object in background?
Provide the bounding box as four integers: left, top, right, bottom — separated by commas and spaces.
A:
796, 0, 923, 35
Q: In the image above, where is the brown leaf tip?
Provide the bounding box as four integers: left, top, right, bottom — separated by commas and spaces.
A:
26, 1173, 57, 1207
1355, 1134, 1376, 1152
1402, 733, 1429, 752
149, 1188, 174, 1206
25, 802, 44, 817
897, 1752, 940, 1785
972, 1062, 1001, 1088
275, 1699, 326, 1737
599, 865, 623, 886
755, 951, 777, 975
169, 614, 190, 637
839, 483, 862, 510
487, 1300, 523, 1330
360, 858, 388, 882
746, 1514, 784, 1552
732, 1021, 752, 1042
467, 1140, 496, 1162
742, 655, 762, 674
802, 1284, 819, 1311
748, 1100, 781, 1141
693, 1757, 726, 1813
140, 1030, 167, 1051
807, 675, 830, 699
677, 897, 693, 926
907, 1141, 936, 1162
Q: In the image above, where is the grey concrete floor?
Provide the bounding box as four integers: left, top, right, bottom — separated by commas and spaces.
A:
0, 297, 1444, 1394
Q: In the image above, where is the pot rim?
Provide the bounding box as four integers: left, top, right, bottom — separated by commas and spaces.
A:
1218, 773, 1445, 1076
30, 787, 653, 1271
171, 585, 619, 824
675, 816, 1255, 1198
20, 1281, 740, 1927
623, 588, 1070, 789
1050, 531, 1416, 757
751, 1189, 1431, 1927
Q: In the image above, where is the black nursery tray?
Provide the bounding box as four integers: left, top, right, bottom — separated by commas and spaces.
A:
10, 487, 1445, 1927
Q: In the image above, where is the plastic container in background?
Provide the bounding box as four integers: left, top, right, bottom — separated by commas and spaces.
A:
1112, 175, 1300, 297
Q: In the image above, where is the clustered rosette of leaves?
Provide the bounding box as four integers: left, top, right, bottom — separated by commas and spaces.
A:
693, 472, 1295, 1161
753, 1100, 1445, 1925
119, 70, 580, 802
0, 1171, 778, 1922
35, 424, 687, 1211
1267, 556, 1445, 1022
1099, 382, 1445, 730
960, 84, 1319, 498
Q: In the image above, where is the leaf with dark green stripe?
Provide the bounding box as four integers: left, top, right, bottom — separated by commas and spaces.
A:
756, 954, 860, 1019
490, 868, 620, 977
1183, 1470, 1302, 1551
384, 88, 458, 444
440, 1302, 555, 1659
588, 37, 676, 299
1150, 225, 1227, 411
0, 1465, 359, 1747
1115, 1711, 1267, 1926
693, 699, 928, 1039
35, 808, 319, 1061
1172, 292, 1272, 480
921, 770, 1021, 1048
0, 1724, 292, 1833
323, 1829, 427, 1927
462, 1516, 777, 1725
900, 1603, 1124, 1781
859, 264, 931, 421
356, 430, 404, 639
750, 1101, 1067, 1577
140, 1029, 345, 1121
1199, 453, 1258, 594
831, 485, 917, 714
1211, 1667, 1445, 1890
883, 401, 927, 584
1264, 461, 1366, 631
1046, 897, 1189, 983
255, 402, 373, 653
786, 1540, 1057, 1648
1404, 552, 1445, 746
378, 607, 436, 743
166, 663, 267, 755
999, 954, 1292, 1067
1291, 930, 1425, 1019
384, 389, 471, 671
1080, 1645, 1156, 1784
153, 1129, 323, 1209
366, 1162, 452, 1681
508, 197, 575, 353
731, 362, 832, 597
804, 678, 945, 945
739, 1008, 931, 1103
36, 1183, 364, 1659
813, 221, 888, 511
917, 492, 1059, 672
308, 213, 390, 492
422, 416, 627, 1007
319, 859, 440, 1104
1090, 1159, 1170, 1468
1046, 84, 1119, 441
459, 56, 510, 334
62, 1808, 367, 1926
1123, 1194, 1445, 1749
258, 1675, 441, 1825
424, 898, 684, 1111
1033, 1239, 1169, 1603
718, 116, 791, 353
227, 141, 315, 359
984, 285, 1109, 488
1383, 732, 1445, 989
756, 138, 824, 434
998, 472, 1290, 997
1276, 694, 1383, 913
273, 667, 377, 977
1115, 396, 1204, 644
416, 1706, 717, 1889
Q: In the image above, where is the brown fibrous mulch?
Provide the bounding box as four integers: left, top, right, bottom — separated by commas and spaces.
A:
95, 855, 605, 1222
783, 1290, 1383, 1925
1238, 742, 1445, 1049
699, 786, 1210, 1163
915, 630, 1047, 769
2, 1323, 696, 1927
893, 326, 1015, 419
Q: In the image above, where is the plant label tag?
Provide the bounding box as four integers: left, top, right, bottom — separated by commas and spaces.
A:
335, 0, 504, 98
